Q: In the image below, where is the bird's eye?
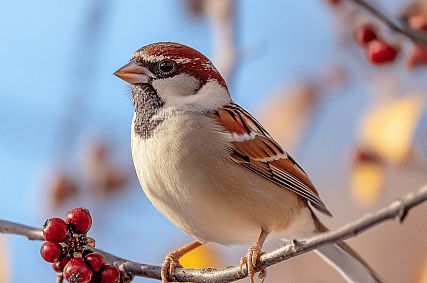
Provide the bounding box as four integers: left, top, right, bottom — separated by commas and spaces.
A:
158, 60, 175, 73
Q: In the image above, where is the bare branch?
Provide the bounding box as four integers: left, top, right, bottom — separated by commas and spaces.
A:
1, 185, 426, 282
0, 220, 43, 240
205, 0, 238, 83
346, 0, 427, 45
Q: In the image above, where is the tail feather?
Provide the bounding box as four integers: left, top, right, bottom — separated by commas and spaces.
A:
312, 211, 382, 283
315, 243, 382, 283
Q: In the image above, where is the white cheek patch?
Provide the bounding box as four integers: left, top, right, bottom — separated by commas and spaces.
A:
152, 73, 200, 101
189, 80, 231, 111
152, 76, 231, 112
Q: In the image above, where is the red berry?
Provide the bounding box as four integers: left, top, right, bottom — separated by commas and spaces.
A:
85, 252, 106, 273
327, 0, 341, 6
43, 218, 68, 243
407, 46, 427, 69
63, 258, 93, 283
101, 265, 120, 283
66, 208, 92, 234
409, 15, 427, 32
40, 242, 63, 263
352, 148, 380, 164
52, 256, 71, 273
367, 39, 399, 65
82, 249, 94, 258
355, 24, 377, 46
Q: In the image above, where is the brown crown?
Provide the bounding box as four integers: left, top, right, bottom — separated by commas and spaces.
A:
132, 42, 227, 88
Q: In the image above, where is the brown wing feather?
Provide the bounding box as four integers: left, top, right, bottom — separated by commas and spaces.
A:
210, 103, 332, 216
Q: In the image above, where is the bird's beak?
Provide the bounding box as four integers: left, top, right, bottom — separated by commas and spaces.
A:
114, 61, 152, 84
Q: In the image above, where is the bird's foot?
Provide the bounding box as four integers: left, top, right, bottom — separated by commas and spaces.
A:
259, 268, 267, 283
160, 241, 202, 283
240, 243, 265, 283
161, 252, 183, 283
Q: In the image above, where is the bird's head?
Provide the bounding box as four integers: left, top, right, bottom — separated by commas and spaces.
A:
114, 42, 230, 112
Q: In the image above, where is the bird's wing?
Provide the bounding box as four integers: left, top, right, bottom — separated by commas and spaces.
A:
210, 103, 332, 216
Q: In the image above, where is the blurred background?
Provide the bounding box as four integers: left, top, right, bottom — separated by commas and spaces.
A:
0, 0, 427, 282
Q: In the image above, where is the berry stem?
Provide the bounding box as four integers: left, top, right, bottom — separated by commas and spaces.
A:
347, 0, 427, 45
56, 273, 64, 283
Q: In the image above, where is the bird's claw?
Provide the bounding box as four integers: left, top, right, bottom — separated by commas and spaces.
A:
161, 252, 182, 283
258, 268, 267, 283
240, 243, 265, 283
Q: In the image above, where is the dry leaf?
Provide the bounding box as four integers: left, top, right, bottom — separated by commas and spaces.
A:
359, 93, 426, 164
50, 171, 78, 209
351, 161, 385, 206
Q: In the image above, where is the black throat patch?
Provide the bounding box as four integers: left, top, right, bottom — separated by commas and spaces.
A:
131, 84, 165, 139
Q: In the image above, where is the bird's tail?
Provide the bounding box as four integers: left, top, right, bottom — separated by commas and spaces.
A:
313, 214, 382, 283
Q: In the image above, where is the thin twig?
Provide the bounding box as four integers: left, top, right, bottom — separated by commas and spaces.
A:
1, 185, 426, 282
205, 0, 239, 84
56, 273, 64, 283
346, 0, 427, 45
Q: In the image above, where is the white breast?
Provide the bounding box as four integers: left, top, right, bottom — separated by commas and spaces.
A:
131, 111, 314, 245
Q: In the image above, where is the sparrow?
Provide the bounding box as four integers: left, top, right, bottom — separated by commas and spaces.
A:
114, 42, 382, 283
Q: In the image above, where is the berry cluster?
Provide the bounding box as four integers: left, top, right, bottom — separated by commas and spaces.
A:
353, 15, 427, 68
40, 208, 120, 283
354, 24, 400, 65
